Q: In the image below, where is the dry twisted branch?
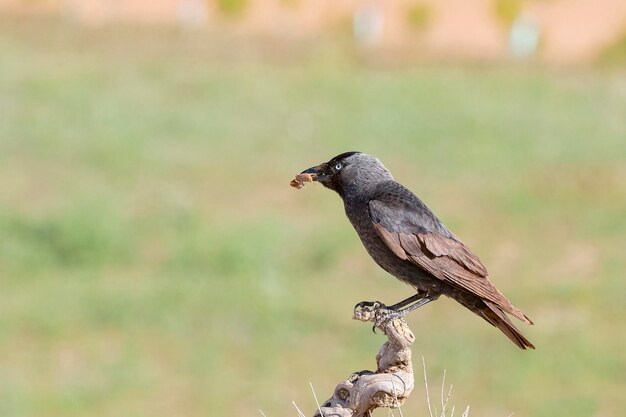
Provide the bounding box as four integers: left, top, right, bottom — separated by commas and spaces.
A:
312, 304, 415, 417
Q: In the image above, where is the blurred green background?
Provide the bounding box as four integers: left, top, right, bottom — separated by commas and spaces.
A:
1, 18, 625, 417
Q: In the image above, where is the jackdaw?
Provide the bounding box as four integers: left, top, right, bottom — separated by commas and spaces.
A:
297, 152, 534, 349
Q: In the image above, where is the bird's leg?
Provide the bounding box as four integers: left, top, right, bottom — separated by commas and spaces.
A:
353, 291, 426, 313
391, 293, 439, 315
354, 292, 439, 333
372, 292, 439, 330
354, 291, 429, 313
387, 291, 428, 310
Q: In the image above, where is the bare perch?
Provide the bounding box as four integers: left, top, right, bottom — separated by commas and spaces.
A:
312, 303, 415, 417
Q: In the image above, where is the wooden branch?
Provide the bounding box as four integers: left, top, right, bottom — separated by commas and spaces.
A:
312, 304, 416, 417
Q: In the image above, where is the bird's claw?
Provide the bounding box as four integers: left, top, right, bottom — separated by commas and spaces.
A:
354, 300, 383, 310
354, 301, 404, 333
353, 300, 385, 325
373, 308, 402, 330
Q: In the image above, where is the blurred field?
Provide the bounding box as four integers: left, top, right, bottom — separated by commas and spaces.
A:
1, 18, 625, 417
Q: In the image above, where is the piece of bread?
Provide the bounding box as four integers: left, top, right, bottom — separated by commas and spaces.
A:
290, 173, 314, 189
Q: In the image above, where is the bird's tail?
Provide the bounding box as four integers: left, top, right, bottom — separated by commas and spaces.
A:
459, 297, 535, 350
480, 300, 535, 349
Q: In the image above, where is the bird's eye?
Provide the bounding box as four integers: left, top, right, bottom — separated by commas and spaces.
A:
335, 163, 343, 171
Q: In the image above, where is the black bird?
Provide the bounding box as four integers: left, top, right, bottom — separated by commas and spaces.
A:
299, 152, 534, 349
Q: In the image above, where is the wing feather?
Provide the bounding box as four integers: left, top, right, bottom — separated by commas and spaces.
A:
369, 195, 532, 325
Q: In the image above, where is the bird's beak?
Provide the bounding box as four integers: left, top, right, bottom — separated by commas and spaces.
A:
301, 165, 323, 181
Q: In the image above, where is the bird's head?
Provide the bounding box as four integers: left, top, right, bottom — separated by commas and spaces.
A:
301, 152, 393, 198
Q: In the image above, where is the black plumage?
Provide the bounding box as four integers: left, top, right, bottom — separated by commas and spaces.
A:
299, 152, 534, 349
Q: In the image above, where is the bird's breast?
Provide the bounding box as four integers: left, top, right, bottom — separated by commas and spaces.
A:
344, 202, 433, 291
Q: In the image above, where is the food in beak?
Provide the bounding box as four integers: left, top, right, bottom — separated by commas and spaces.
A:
290, 173, 315, 189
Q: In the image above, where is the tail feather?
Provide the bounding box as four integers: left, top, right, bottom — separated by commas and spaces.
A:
488, 287, 534, 325
480, 300, 535, 350
506, 303, 534, 325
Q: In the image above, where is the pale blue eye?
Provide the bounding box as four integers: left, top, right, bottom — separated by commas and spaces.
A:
335, 163, 343, 170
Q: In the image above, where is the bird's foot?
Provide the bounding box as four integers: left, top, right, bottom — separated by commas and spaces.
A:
373, 307, 404, 330
353, 300, 384, 321
353, 301, 406, 333
354, 300, 382, 311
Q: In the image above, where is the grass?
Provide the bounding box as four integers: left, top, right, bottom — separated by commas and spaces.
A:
0, 17, 625, 417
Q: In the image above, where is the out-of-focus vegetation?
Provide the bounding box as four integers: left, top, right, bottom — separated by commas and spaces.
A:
217, 0, 249, 17
492, 0, 523, 27
601, 31, 626, 67
406, 4, 433, 31
0, 18, 625, 417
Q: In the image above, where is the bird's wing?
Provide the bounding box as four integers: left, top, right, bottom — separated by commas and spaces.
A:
369, 190, 531, 324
